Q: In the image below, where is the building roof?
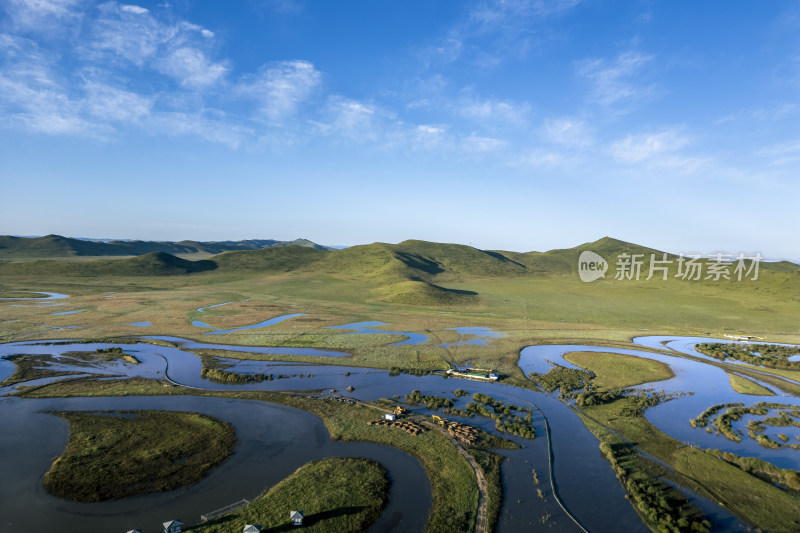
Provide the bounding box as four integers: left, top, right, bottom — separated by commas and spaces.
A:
243, 526, 262, 533
290, 510, 304, 520
163, 519, 183, 527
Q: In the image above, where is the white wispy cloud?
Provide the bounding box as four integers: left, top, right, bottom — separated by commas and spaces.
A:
82, 79, 152, 122
238, 60, 322, 123
409, 124, 449, 151
758, 140, 800, 165
85, 2, 225, 90
457, 94, 531, 126
147, 110, 252, 149
3, 0, 83, 32
577, 50, 654, 106
157, 47, 228, 89
542, 118, 593, 147
609, 129, 707, 173
120, 4, 148, 15
461, 133, 507, 153
420, 0, 584, 68
86, 2, 171, 66
0, 34, 97, 136
323, 96, 381, 141
516, 148, 565, 167
610, 129, 687, 163
1, 1, 526, 158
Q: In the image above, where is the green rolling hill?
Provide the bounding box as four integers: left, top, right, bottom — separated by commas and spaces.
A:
0, 235, 332, 258
1, 236, 797, 333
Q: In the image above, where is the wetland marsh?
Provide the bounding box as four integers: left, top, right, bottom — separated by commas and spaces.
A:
1, 238, 799, 532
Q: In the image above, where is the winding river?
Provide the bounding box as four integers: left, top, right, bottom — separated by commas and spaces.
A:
0, 337, 649, 533
5, 332, 795, 531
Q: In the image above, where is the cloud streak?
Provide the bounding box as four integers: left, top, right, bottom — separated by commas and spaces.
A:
577, 50, 654, 106
238, 60, 322, 123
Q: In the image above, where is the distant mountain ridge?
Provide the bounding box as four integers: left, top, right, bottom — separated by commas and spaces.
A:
2, 236, 797, 306
0, 235, 333, 257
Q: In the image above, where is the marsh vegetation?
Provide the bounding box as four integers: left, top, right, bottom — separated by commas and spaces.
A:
44, 410, 236, 502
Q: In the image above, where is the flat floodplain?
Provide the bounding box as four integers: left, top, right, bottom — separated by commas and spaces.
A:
1, 239, 800, 532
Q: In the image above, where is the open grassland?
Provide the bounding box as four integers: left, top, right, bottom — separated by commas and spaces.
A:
44, 410, 236, 502
563, 351, 675, 389
2, 236, 799, 355
15, 377, 482, 533
3, 267, 799, 383
727, 372, 775, 396
580, 398, 800, 531
191, 457, 389, 533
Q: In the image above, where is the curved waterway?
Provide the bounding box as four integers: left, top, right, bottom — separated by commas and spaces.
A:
0, 291, 70, 301
519, 337, 800, 471
0, 395, 430, 533
327, 321, 429, 346
0, 337, 648, 533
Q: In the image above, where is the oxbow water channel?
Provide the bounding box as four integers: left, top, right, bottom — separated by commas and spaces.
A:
4, 332, 794, 531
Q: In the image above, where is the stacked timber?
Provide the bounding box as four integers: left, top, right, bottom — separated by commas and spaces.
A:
368, 419, 426, 435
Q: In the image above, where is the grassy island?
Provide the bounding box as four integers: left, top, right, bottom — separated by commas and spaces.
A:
191, 457, 389, 532
44, 410, 236, 502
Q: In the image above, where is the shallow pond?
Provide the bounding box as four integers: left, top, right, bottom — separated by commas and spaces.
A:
196, 300, 247, 313
443, 327, 505, 347
191, 313, 307, 335
327, 321, 429, 346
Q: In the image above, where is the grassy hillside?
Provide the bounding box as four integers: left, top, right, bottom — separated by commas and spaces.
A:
212, 246, 328, 272
0, 234, 331, 258
0, 252, 217, 276
1, 237, 797, 344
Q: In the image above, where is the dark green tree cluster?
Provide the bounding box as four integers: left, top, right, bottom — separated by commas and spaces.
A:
404, 390, 454, 410
599, 443, 711, 533
705, 448, 800, 491
691, 402, 800, 449
389, 366, 436, 376
529, 365, 593, 392
95, 347, 124, 354
696, 342, 800, 369
200, 367, 294, 384
465, 393, 535, 439
575, 389, 625, 407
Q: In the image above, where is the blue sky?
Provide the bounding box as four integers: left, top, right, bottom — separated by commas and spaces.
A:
1, 1, 798, 259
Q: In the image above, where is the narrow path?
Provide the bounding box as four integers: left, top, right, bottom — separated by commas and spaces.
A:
342, 395, 490, 533
419, 418, 488, 533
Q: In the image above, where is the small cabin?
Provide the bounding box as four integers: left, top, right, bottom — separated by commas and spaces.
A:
243, 526, 262, 533
163, 519, 183, 533
383, 413, 396, 421
290, 510, 304, 526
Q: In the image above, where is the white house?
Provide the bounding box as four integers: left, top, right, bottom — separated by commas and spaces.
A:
290, 510, 304, 526
243, 526, 262, 533
163, 519, 183, 533
383, 413, 396, 421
